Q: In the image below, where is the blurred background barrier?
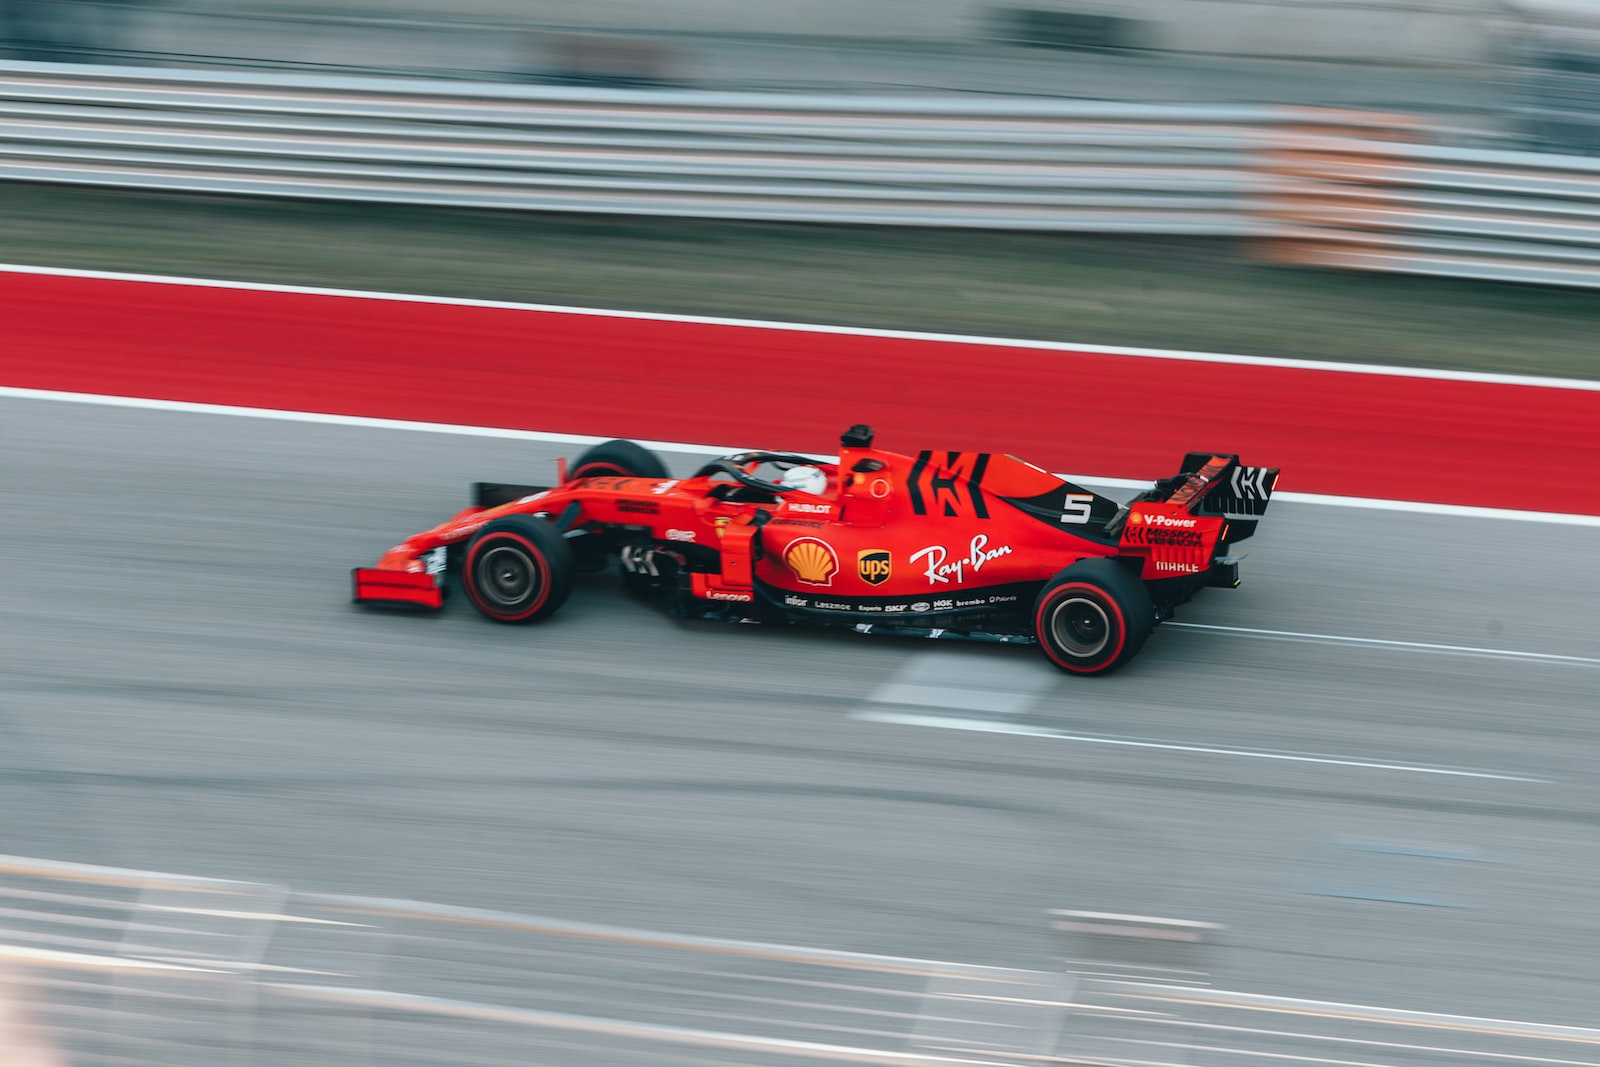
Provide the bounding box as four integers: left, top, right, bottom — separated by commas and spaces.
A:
4, 5, 1600, 293
1261, 129, 1600, 288
8, 60, 1600, 286
3, 853, 1599, 1066
0, 0, 1513, 72
0, 61, 1416, 235
0, 853, 1068, 1066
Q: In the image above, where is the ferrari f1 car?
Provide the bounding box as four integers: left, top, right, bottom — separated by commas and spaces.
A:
353, 425, 1278, 675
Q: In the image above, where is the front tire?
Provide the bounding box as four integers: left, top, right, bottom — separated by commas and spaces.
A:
1033, 559, 1154, 675
570, 439, 669, 480
462, 516, 575, 623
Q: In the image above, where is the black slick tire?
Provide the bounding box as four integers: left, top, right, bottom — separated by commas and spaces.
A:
462, 516, 575, 623
570, 440, 669, 480
1032, 558, 1154, 675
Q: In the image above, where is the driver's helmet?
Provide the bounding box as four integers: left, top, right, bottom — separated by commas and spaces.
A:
779, 465, 828, 496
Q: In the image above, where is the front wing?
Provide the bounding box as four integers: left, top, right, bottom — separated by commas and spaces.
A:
352, 567, 444, 610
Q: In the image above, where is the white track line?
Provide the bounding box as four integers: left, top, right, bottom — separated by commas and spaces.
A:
1167, 623, 1600, 666
850, 711, 1546, 782
5, 262, 1600, 392
5, 385, 1599, 527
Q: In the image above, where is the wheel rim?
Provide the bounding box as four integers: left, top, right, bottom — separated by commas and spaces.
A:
478, 543, 540, 609
1048, 595, 1111, 659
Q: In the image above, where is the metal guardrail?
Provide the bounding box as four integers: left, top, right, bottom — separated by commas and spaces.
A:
3, 61, 1599, 286
1065, 983, 1600, 1066
4, 854, 1600, 1066
0, 854, 1062, 1066
0, 60, 1407, 235
1261, 129, 1600, 288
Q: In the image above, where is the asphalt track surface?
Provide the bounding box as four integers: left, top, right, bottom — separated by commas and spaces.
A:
5, 395, 1599, 1032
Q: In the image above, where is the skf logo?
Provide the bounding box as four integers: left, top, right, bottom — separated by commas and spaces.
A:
857, 549, 891, 586
783, 537, 838, 586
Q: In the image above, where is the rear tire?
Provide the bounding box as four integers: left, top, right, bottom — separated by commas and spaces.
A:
570, 439, 669, 480
1033, 558, 1154, 675
462, 516, 575, 623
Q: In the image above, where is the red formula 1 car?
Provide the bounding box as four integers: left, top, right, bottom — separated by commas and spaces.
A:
353, 425, 1278, 674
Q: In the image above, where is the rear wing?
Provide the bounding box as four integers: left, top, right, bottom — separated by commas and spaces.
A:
1128, 453, 1280, 541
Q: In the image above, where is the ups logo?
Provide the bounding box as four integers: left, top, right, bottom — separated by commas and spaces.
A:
857, 549, 891, 586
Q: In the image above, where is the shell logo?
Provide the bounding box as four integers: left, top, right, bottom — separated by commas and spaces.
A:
782, 537, 839, 586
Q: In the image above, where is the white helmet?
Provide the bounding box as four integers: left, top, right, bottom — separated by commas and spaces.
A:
779, 465, 828, 496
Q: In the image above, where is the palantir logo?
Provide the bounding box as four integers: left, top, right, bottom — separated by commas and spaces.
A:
857, 549, 891, 586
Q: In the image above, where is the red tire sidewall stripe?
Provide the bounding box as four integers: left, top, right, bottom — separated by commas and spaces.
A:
465, 531, 551, 621
571, 462, 627, 479
1036, 581, 1127, 672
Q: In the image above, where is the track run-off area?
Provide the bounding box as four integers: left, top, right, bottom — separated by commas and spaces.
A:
4, 264, 1599, 520
4, 263, 1600, 1041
